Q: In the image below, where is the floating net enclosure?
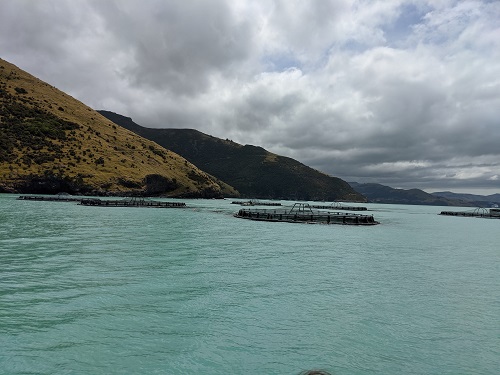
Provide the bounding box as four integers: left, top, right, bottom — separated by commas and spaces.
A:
235, 203, 379, 225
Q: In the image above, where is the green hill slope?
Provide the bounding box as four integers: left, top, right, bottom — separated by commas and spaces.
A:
0, 58, 236, 197
99, 111, 366, 202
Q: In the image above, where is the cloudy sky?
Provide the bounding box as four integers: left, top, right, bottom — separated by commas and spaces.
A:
1, 0, 500, 194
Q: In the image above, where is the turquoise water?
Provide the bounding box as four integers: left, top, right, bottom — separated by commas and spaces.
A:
1, 194, 499, 374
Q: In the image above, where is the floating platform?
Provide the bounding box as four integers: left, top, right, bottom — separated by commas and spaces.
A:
234, 203, 379, 225
440, 208, 500, 219
17, 193, 81, 202
79, 197, 186, 208
231, 200, 282, 206
311, 202, 368, 211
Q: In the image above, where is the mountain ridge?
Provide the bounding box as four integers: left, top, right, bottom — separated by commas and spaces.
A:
431, 191, 500, 207
98, 110, 366, 202
348, 182, 494, 207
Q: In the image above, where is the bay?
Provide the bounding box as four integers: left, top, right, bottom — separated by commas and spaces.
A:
0, 194, 499, 374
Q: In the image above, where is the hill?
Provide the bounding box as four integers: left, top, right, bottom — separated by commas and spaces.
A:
0, 58, 237, 198
348, 182, 471, 206
98, 111, 366, 202
431, 191, 500, 208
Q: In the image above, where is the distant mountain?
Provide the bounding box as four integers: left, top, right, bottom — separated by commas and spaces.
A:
99, 111, 366, 202
349, 182, 472, 206
0, 58, 236, 198
432, 191, 500, 208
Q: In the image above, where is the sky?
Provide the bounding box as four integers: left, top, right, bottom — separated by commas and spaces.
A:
1, 0, 500, 194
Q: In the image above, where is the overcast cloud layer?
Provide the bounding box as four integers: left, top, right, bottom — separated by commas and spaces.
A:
1, 0, 500, 194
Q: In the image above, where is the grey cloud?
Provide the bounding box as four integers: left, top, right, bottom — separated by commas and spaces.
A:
91, 0, 253, 95
1, 0, 499, 194
0, 1, 84, 56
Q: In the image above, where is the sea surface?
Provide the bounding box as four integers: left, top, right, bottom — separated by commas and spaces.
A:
1, 194, 499, 375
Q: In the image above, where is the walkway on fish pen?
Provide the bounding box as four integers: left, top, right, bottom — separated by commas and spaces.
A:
79, 197, 186, 208
440, 207, 500, 219
17, 193, 81, 202
231, 200, 282, 206
234, 203, 379, 225
311, 202, 368, 211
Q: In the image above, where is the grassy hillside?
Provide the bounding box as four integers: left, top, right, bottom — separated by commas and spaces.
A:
0, 58, 237, 197
99, 111, 366, 202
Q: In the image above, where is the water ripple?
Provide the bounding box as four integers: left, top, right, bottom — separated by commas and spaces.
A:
1, 196, 499, 374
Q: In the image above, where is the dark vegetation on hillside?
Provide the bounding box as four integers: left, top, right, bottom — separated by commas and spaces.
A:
0, 81, 80, 165
99, 111, 366, 202
1, 78, 105, 194
0, 59, 230, 197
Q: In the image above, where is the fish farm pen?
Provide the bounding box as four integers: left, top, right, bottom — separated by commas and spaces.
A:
440, 207, 500, 219
79, 197, 186, 208
311, 202, 368, 211
231, 200, 282, 206
234, 203, 379, 225
17, 193, 82, 202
